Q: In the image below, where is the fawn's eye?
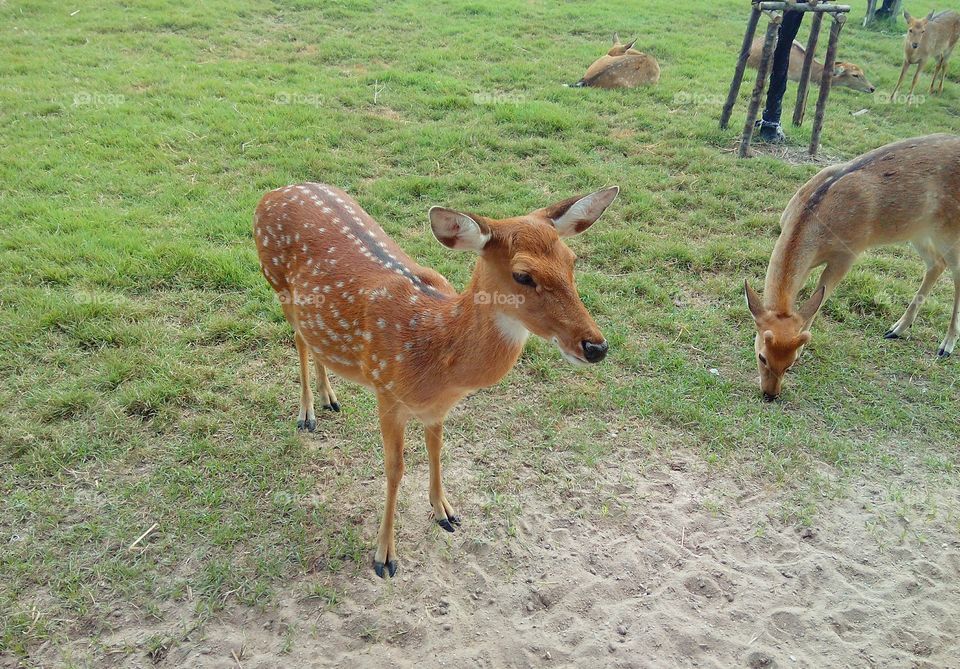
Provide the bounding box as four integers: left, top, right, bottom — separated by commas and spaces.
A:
758, 354, 768, 366
513, 272, 535, 287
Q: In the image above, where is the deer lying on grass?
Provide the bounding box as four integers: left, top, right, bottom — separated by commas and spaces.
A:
892, 9, 960, 97
746, 37, 876, 93
570, 33, 660, 88
745, 134, 960, 401
255, 183, 616, 577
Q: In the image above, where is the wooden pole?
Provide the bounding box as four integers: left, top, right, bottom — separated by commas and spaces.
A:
792, 10, 823, 126
738, 14, 781, 158
808, 14, 844, 155
756, 2, 850, 11
721, 5, 763, 129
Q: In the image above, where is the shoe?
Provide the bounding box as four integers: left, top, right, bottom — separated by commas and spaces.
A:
754, 120, 786, 144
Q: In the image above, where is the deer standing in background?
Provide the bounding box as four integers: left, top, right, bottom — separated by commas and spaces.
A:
745, 134, 960, 401
892, 9, 960, 97
746, 37, 877, 93
570, 33, 660, 88
255, 183, 616, 577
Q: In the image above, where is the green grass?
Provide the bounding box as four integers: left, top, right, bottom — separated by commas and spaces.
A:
2, 0, 960, 661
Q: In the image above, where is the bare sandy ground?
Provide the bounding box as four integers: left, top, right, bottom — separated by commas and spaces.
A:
30, 429, 957, 669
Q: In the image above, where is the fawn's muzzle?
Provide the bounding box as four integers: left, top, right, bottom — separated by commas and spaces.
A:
582, 340, 608, 363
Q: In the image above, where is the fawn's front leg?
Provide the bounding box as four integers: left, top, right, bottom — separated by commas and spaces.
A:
374, 402, 407, 578
426, 423, 460, 532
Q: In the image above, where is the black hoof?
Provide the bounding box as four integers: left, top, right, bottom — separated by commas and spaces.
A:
322, 402, 341, 413
938, 348, 951, 358
438, 518, 457, 533
297, 418, 317, 432
374, 560, 397, 578
883, 330, 902, 339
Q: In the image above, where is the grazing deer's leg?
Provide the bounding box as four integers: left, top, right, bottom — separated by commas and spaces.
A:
892, 60, 911, 97
293, 332, 316, 432
908, 59, 924, 96
312, 358, 341, 412
885, 240, 945, 338
374, 402, 407, 578
937, 58, 949, 95
426, 423, 460, 532
937, 250, 960, 358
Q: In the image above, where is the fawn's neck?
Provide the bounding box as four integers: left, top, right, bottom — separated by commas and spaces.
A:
415, 262, 528, 393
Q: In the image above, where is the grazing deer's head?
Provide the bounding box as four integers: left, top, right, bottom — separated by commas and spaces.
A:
608, 33, 638, 56
904, 10, 935, 50
744, 281, 825, 401
832, 62, 876, 93
429, 187, 618, 365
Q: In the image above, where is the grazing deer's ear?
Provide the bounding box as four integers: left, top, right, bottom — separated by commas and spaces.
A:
925, 10, 935, 20
541, 186, 619, 237
623, 37, 638, 50
903, 10, 912, 22
429, 207, 491, 252
798, 286, 826, 322
744, 280, 765, 319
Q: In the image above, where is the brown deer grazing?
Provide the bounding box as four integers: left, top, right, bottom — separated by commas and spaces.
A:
745, 134, 960, 401
892, 9, 960, 97
255, 183, 616, 577
570, 33, 660, 88
746, 38, 876, 93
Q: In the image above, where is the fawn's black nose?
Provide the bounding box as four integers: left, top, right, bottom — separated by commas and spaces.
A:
912, 42, 919, 48
582, 340, 608, 363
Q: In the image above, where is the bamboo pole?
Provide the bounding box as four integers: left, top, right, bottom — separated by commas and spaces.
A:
721, 5, 763, 129
793, 10, 823, 126
809, 14, 844, 155
738, 14, 781, 158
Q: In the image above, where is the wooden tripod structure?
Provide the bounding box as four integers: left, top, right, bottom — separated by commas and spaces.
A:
720, 1, 851, 157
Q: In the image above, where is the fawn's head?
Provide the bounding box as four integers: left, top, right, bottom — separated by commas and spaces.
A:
904, 10, 936, 50
607, 33, 638, 56
832, 62, 876, 93
429, 187, 618, 365
744, 281, 825, 401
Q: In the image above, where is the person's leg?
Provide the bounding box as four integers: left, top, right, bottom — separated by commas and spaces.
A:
758, 9, 805, 142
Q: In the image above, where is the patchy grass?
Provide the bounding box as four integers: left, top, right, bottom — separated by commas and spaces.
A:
2, 0, 959, 662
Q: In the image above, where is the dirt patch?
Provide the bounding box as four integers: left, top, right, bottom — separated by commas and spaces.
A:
22, 438, 959, 668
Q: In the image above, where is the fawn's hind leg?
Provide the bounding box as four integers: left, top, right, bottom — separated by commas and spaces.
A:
281, 303, 316, 431
313, 359, 341, 412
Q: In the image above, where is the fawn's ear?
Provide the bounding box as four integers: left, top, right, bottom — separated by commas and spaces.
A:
798, 286, 826, 322
903, 10, 912, 22
612, 32, 621, 44
744, 280, 765, 319
623, 37, 638, 50
429, 207, 491, 252
833, 63, 847, 76
539, 186, 619, 237
925, 10, 935, 20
